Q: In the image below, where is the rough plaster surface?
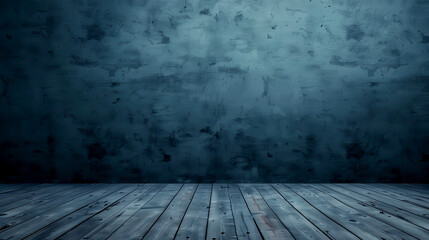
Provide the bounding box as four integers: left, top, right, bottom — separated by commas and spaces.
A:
1, 0, 428, 182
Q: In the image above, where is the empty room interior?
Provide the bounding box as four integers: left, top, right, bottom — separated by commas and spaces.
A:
1, 0, 429, 239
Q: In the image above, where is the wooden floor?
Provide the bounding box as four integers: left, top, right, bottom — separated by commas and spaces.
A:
0, 184, 428, 240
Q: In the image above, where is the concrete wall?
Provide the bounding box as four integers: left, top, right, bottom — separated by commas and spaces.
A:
1, 0, 428, 182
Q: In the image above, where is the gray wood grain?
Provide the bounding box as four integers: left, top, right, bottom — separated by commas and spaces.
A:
391, 184, 429, 196
24, 184, 140, 240
75, 184, 165, 240
256, 184, 329, 240
143, 184, 198, 240
240, 184, 294, 240
316, 184, 429, 239
376, 184, 429, 201
206, 184, 237, 240
56, 184, 156, 239
228, 184, 262, 240
0, 184, 120, 239
341, 184, 429, 219
0, 184, 427, 240
272, 184, 359, 240
355, 184, 429, 209
0, 184, 100, 232
332, 184, 429, 229
107, 184, 182, 240
0, 185, 33, 194
175, 184, 212, 240
0, 184, 78, 212
288, 184, 413, 240
0, 184, 46, 207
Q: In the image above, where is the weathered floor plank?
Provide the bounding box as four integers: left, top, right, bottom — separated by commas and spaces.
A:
272, 184, 360, 240
143, 184, 198, 240
331, 184, 429, 229
24, 184, 140, 240
0, 184, 120, 239
0, 184, 427, 240
0, 184, 79, 212
240, 184, 295, 240
175, 184, 212, 240
288, 184, 414, 240
376, 184, 429, 202
229, 184, 262, 240
355, 184, 429, 209
340, 184, 429, 219
57, 184, 157, 239
315, 184, 429, 239
107, 184, 182, 240
0, 184, 100, 232
0, 184, 47, 207
0, 184, 33, 194
206, 184, 237, 240
68, 184, 165, 240
391, 184, 429, 196
256, 184, 329, 240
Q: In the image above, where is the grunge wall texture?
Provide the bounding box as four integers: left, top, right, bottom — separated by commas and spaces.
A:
1, 0, 429, 183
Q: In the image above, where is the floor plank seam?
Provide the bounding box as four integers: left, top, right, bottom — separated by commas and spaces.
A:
104, 184, 168, 239
316, 184, 428, 239
0, 184, 428, 240
172, 184, 199, 240
140, 184, 185, 239
283, 184, 363, 240
204, 184, 214, 240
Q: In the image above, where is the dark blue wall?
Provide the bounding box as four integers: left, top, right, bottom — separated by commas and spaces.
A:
1, 0, 429, 183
